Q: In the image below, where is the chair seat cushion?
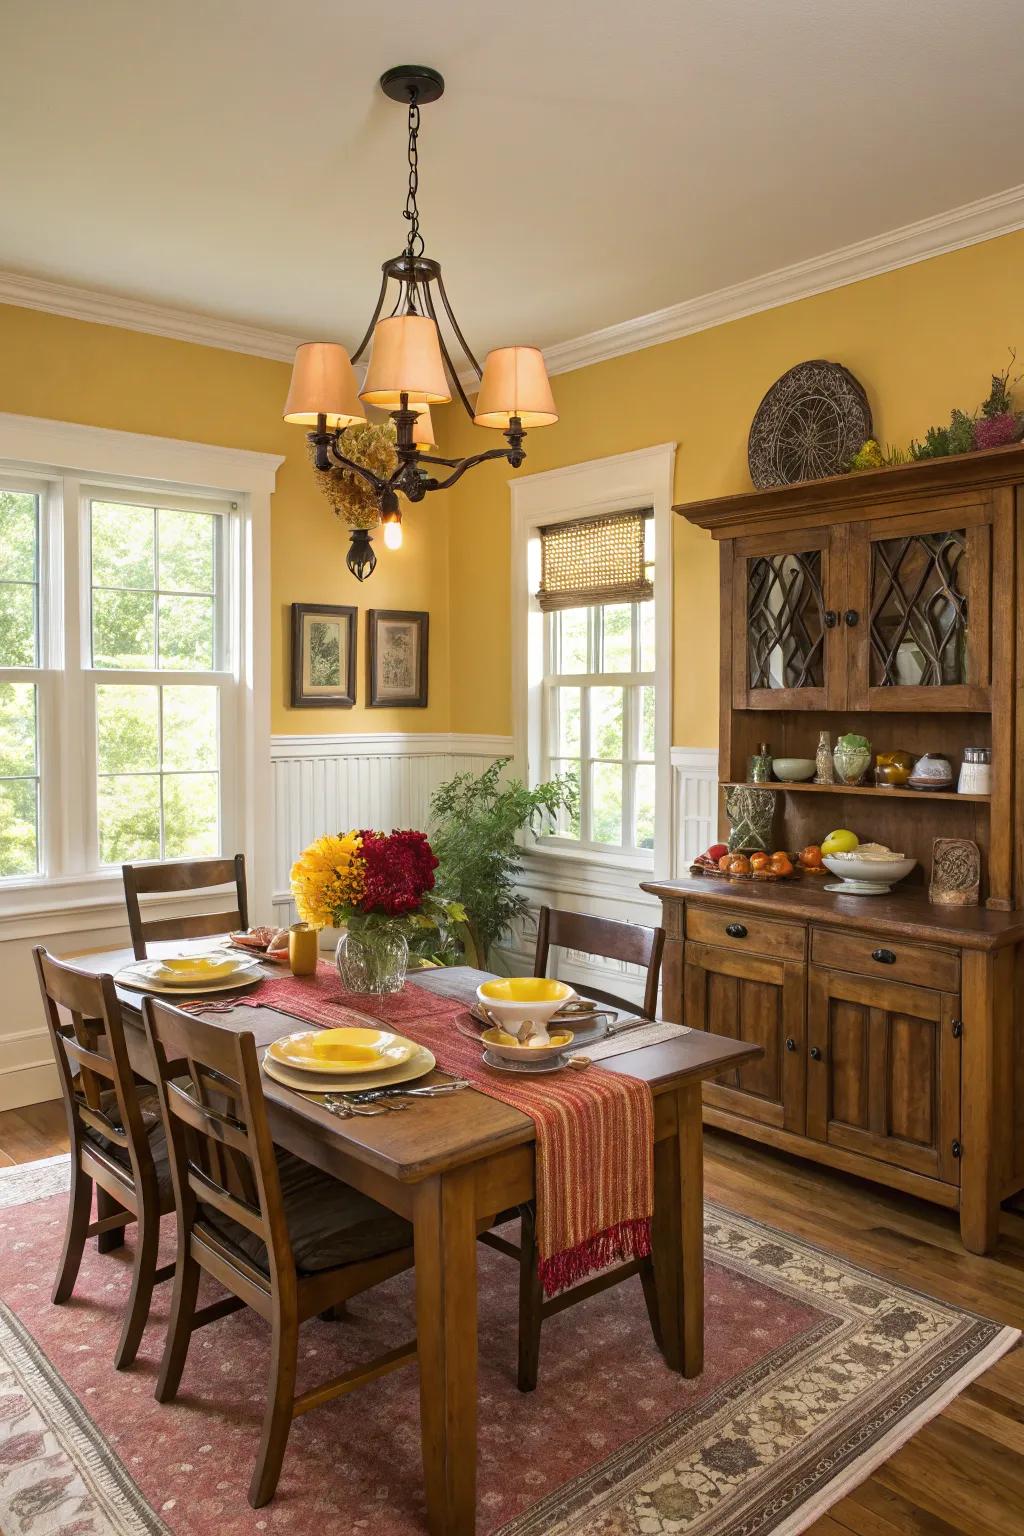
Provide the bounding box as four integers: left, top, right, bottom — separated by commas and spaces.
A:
82, 1088, 174, 1205
199, 1152, 413, 1277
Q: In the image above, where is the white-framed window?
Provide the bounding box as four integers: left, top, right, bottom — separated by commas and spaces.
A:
0, 412, 278, 920
511, 443, 676, 875
541, 527, 656, 854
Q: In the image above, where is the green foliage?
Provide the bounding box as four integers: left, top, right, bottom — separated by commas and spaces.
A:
429, 760, 578, 966
910, 423, 952, 460
981, 350, 1019, 418
947, 409, 976, 455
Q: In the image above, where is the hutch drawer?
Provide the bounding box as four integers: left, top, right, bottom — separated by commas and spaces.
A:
686, 904, 805, 961
810, 927, 959, 992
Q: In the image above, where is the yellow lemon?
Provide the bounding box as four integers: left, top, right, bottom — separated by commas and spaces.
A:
821, 829, 860, 856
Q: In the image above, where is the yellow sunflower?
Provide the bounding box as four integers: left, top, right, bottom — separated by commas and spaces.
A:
290, 831, 366, 929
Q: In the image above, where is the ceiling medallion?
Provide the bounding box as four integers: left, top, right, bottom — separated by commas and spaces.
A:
748, 360, 872, 489
283, 66, 558, 579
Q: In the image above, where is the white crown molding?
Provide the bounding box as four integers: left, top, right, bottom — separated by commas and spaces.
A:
0, 269, 303, 363
270, 731, 514, 759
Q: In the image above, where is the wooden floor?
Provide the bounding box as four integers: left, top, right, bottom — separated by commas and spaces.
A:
1, 1100, 1022, 1535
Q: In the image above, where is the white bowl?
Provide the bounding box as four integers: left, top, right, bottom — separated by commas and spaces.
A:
822, 854, 917, 895
771, 757, 817, 782
475, 977, 575, 1033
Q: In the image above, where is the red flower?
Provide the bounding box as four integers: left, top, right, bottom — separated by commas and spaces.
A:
357, 829, 438, 916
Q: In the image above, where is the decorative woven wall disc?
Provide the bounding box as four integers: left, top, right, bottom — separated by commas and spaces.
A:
748, 360, 872, 489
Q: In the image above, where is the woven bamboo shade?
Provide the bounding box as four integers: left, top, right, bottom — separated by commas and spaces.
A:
537, 509, 653, 612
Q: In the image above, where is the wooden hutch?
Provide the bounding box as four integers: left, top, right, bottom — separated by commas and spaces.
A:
643, 443, 1024, 1252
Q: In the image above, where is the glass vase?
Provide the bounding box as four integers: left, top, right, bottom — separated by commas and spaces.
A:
335, 925, 409, 996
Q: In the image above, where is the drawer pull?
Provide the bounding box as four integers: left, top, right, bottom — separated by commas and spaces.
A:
872, 948, 896, 965
823, 609, 838, 629
725, 923, 748, 939
785, 1037, 797, 1052
844, 608, 860, 627
809, 1046, 823, 1061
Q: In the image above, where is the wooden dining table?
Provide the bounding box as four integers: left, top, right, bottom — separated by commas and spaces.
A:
71, 945, 760, 1536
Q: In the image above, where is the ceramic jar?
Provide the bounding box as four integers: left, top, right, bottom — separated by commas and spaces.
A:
833, 739, 872, 786
908, 752, 954, 792
874, 749, 913, 789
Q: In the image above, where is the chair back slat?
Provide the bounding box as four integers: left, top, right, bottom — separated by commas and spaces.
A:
142, 997, 294, 1284
122, 854, 249, 960
534, 907, 666, 1020
33, 947, 156, 1178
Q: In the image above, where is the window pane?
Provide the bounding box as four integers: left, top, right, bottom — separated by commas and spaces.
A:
0, 491, 38, 582
163, 772, 219, 857
550, 759, 580, 838
639, 599, 655, 671
159, 594, 214, 670
0, 778, 38, 876
163, 686, 218, 770
0, 582, 36, 666
601, 604, 632, 672
93, 588, 155, 668
639, 685, 655, 759
159, 508, 215, 594
634, 763, 655, 850
590, 686, 623, 760
0, 683, 37, 777
591, 762, 623, 845
98, 774, 160, 863
92, 502, 154, 590
96, 685, 159, 773
554, 686, 580, 756
556, 608, 588, 674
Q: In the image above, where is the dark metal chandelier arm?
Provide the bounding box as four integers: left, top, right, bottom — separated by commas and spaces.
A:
415, 442, 526, 493
434, 268, 483, 379
419, 280, 477, 419
350, 268, 389, 365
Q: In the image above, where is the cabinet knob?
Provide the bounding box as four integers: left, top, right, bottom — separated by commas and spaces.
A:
951, 1139, 963, 1159
809, 1046, 823, 1061
823, 609, 838, 629
725, 923, 748, 939
843, 608, 860, 627
872, 948, 896, 965
951, 1018, 963, 1039
785, 1037, 797, 1052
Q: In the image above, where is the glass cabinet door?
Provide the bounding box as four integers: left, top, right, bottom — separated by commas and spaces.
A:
847, 509, 992, 710
733, 529, 838, 709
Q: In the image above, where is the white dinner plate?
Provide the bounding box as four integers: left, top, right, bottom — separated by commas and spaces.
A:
262, 1044, 436, 1095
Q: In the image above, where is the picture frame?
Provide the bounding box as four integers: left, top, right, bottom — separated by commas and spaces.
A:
290, 603, 357, 708
367, 609, 429, 708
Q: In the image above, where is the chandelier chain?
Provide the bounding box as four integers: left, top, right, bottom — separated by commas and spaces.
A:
403, 96, 424, 261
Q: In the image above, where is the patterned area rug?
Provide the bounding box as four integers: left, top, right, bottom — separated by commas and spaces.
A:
0, 1155, 1016, 1536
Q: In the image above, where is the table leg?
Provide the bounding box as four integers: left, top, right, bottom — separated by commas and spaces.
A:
414, 1164, 478, 1536
651, 1082, 704, 1378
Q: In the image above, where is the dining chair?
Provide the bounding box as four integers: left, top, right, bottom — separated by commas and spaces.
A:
141, 997, 417, 1507
121, 854, 249, 960
480, 907, 667, 1391
33, 946, 176, 1369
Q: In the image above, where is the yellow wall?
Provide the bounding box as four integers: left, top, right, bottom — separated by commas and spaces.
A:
443, 228, 1024, 745
0, 303, 450, 734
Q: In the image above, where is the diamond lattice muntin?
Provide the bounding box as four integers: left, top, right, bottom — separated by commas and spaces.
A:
869, 530, 968, 688
747, 551, 825, 690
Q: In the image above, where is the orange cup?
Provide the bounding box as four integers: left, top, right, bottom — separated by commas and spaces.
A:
288, 922, 318, 977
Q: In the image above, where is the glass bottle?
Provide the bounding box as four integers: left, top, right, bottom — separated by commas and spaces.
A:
749, 742, 773, 783
815, 730, 834, 785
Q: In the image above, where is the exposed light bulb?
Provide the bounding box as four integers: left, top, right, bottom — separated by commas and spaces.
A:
383, 518, 403, 550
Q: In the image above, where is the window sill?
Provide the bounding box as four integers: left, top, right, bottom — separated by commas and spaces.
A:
0, 870, 233, 941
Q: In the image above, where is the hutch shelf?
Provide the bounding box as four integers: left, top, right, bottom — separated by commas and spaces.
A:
644, 443, 1024, 1253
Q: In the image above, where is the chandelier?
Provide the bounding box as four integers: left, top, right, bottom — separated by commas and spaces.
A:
283, 65, 558, 580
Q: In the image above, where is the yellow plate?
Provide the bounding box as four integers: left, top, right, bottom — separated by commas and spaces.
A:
478, 977, 574, 1005
262, 1045, 435, 1094
143, 954, 255, 986
266, 1027, 419, 1076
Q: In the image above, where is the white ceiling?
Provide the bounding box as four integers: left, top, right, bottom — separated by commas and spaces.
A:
2, 1, 1023, 360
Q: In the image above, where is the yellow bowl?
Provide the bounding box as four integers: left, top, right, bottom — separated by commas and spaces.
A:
149, 954, 251, 985
267, 1027, 418, 1075
476, 977, 575, 1032
481, 1025, 574, 1064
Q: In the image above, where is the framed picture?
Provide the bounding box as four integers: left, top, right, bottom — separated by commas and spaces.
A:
290, 603, 357, 708
368, 609, 429, 708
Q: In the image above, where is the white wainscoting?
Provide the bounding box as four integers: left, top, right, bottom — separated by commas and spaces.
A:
671, 747, 720, 869
270, 733, 515, 928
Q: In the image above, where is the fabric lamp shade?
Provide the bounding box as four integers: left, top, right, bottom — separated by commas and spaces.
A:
283, 343, 366, 428
474, 346, 558, 429
412, 406, 436, 450
360, 315, 452, 408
